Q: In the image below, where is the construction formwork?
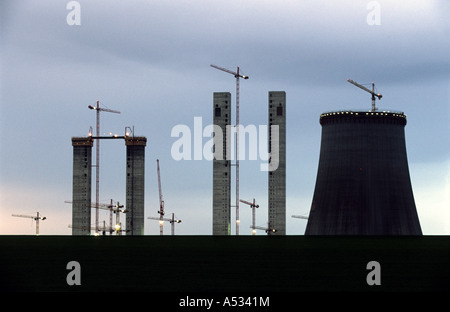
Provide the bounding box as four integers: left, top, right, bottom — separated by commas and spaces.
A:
125, 137, 147, 235
212, 92, 232, 235
71, 137, 93, 235
268, 91, 286, 235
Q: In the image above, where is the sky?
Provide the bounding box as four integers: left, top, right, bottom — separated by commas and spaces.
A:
0, 0, 448, 235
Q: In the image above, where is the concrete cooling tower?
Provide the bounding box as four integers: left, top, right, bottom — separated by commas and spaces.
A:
305, 110, 422, 235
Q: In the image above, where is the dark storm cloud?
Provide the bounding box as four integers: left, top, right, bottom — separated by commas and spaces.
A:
1, 0, 448, 235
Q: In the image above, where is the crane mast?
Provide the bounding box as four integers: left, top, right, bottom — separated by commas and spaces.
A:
157, 159, 165, 235
148, 160, 183, 235
347, 79, 382, 111
240, 198, 259, 235
210, 64, 249, 235
88, 101, 120, 235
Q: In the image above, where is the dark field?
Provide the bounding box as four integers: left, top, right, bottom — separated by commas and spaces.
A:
1, 236, 448, 293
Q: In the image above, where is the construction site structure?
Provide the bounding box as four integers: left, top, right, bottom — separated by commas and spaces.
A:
251, 223, 277, 235
211, 64, 249, 235
71, 127, 146, 235
156, 159, 164, 235
109, 200, 126, 235
305, 109, 422, 235
65, 199, 126, 235
71, 137, 93, 235
125, 136, 147, 235
88, 101, 120, 235
147, 159, 176, 235
347, 79, 382, 111
240, 198, 259, 235
268, 91, 286, 235
292, 215, 308, 220
68, 221, 125, 236
148, 213, 182, 236
212, 92, 232, 235
12, 212, 46, 235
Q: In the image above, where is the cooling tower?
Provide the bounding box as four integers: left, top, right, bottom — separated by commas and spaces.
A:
305, 110, 422, 235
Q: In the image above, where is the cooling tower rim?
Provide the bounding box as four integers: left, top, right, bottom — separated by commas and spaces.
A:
320, 110, 407, 125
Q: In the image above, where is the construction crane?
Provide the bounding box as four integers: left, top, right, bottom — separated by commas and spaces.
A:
12, 212, 46, 235
211, 64, 249, 235
240, 198, 259, 235
88, 100, 120, 235
68, 221, 124, 236
156, 159, 165, 235
147, 160, 183, 235
64, 199, 126, 235
250, 223, 277, 235
109, 200, 125, 235
148, 213, 182, 235
292, 215, 308, 220
347, 79, 382, 111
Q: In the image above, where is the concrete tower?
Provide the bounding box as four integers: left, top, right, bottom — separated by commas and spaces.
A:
268, 91, 286, 235
305, 111, 422, 235
125, 136, 147, 235
213, 92, 231, 235
71, 137, 93, 235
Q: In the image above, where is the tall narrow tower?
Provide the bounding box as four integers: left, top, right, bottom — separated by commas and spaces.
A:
71, 137, 93, 235
268, 91, 286, 235
212, 92, 232, 235
125, 136, 147, 235
305, 111, 422, 235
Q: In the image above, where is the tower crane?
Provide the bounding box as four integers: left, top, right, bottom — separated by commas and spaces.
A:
88, 100, 120, 235
211, 64, 249, 235
292, 215, 308, 220
12, 212, 46, 235
64, 199, 126, 235
240, 198, 259, 235
68, 222, 125, 236
156, 159, 165, 235
250, 222, 277, 235
148, 213, 182, 236
147, 159, 182, 235
347, 78, 382, 111
109, 200, 125, 235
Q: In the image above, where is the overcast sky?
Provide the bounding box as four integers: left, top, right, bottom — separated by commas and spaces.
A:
1, 0, 448, 235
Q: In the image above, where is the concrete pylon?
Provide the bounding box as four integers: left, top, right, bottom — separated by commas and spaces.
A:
71, 137, 93, 235
125, 136, 147, 235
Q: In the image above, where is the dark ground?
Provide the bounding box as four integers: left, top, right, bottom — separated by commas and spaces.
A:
1, 235, 448, 293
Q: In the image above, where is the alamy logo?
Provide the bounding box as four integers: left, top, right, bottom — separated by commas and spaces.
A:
366, 261, 381, 285
366, 1, 381, 25
171, 117, 280, 172
66, 1, 81, 26
66, 261, 81, 286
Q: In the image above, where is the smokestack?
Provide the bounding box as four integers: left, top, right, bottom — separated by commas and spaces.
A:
305, 110, 422, 235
